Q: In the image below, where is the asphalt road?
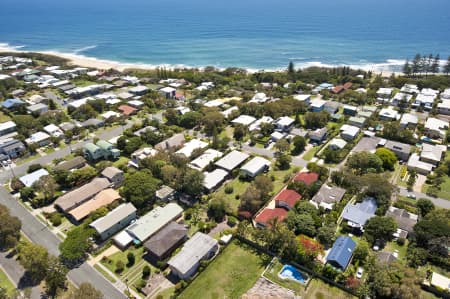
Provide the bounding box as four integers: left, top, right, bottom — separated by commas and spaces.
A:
398, 186, 450, 209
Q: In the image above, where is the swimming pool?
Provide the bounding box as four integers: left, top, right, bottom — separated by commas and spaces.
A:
278, 264, 307, 284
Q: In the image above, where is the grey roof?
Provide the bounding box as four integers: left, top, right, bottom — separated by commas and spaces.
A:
59, 122, 76, 132
54, 156, 86, 171
385, 206, 418, 233
89, 203, 137, 235
101, 166, 123, 180
384, 140, 411, 155
215, 150, 249, 171
126, 203, 183, 242
54, 178, 110, 212
312, 184, 346, 205
168, 232, 218, 276
240, 156, 271, 175
156, 185, 175, 200
377, 252, 397, 264
81, 118, 104, 127
341, 197, 377, 228
309, 127, 328, 139
326, 236, 356, 270
203, 169, 228, 191
0, 139, 25, 153
27, 103, 48, 112
144, 221, 188, 258
155, 133, 185, 151
352, 137, 380, 153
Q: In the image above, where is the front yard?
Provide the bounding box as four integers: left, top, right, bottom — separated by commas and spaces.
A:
177, 240, 270, 299
0, 267, 15, 296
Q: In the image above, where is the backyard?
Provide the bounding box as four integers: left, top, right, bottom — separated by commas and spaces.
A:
177, 240, 270, 299
304, 279, 355, 299
262, 258, 306, 295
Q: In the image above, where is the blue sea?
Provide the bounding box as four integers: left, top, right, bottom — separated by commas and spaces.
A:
1, 0, 450, 71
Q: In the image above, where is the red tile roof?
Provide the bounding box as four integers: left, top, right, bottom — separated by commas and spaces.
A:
343, 82, 353, 89
255, 208, 288, 226
275, 189, 302, 209
293, 172, 319, 185
118, 104, 137, 116
332, 85, 344, 94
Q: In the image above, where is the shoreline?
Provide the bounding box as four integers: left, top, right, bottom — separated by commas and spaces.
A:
0, 44, 399, 76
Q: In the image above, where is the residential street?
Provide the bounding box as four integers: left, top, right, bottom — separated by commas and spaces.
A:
398, 186, 450, 209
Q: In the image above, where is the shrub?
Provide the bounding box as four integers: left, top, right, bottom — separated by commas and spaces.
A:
235, 194, 240, 200
397, 237, 406, 246
49, 213, 62, 226
27, 164, 42, 173
127, 252, 135, 267
227, 216, 238, 227
11, 177, 24, 191
115, 260, 125, 273
142, 265, 151, 278
224, 185, 234, 194
135, 279, 147, 291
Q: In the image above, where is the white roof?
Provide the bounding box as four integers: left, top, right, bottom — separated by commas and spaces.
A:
19, 168, 49, 187
431, 272, 450, 291
407, 154, 433, 173
160, 87, 176, 93
400, 113, 418, 126
43, 124, 63, 137
113, 230, 134, 248
26, 131, 50, 143
293, 94, 311, 101
249, 92, 268, 103
203, 99, 223, 108
271, 131, 285, 141
377, 87, 393, 95
415, 93, 436, 104
106, 98, 121, 105
425, 117, 448, 132
310, 98, 326, 108
340, 124, 360, 137
0, 121, 16, 132
129, 85, 149, 93
231, 115, 256, 126
203, 168, 228, 190
329, 138, 347, 149
128, 100, 144, 107
392, 92, 412, 102
249, 116, 273, 132
175, 139, 208, 158
69, 98, 89, 108
102, 111, 120, 119
240, 156, 271, 176
215, 150, 249, 171
421, 88, 439, 96
275, 116, 295, 127
379, 108, 399, 120
441, 88, 450, 100
421, 143, 446, 163
189, 149, 223, 171
221, 106, 238, 118
400, 84, 419, 94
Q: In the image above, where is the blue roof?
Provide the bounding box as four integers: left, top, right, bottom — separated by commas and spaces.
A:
341, 197, 377, 228
326, 236, 356, 270
2, 98, 25, 109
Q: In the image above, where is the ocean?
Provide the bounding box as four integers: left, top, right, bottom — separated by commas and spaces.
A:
1, 0, 450, 72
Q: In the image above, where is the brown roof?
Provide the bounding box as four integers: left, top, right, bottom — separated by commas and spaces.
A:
144, 221, 188, 259
118, 105, 137, 116
101, 166, 123, 180
54, 156, 86, 171
68, 189, 121, 221
54, 178, 110, 212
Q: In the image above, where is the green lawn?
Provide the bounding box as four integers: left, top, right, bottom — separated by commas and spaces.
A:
94, 264, 117, 283
0, 111, 11, 123
263, 259, 306, 295
0, 267, 16, 296
304, 279, 355, 299
437, 175, 450, 200
100, 246, 146, 277
178, 241, 269, 299
384, 240, 408, 264
303, 146, 319, 161
216, 178, 250, 213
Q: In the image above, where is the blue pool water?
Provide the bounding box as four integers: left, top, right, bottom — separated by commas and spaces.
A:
278, 264, 307, 284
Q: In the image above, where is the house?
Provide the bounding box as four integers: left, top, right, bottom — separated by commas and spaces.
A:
274, 116, 295, 132
126, 203, 183, 243
270, 131, 286, 142
413, 93, 435, 110
19, 168, 49, 188
43, 124, 63, 138
27, 103, 48, 115
221, 106, 239, 118
420, 143, 446, 165
310, 99, 326, 112
293, 172, 319, 186
54, 156, 87, 172
97, 140, 120, 159
340, 124, 360, 141
68, 188, 121, 222
2, 98, 25, 110
385, 206, 418, 238
101, 166, 124, 187
429, 272, 450, 293
128, 100, 144, 108
231, 115, 257, 127
144, 221, 188, 261
357, 110, 373, 119
437, 99, 450, 115
101, 111, 120, 120
441, 88, 450, 100
189, 149, 223, 171
203, 169, 228, 192
129, 85, 149, 95
326, 236, 356, 270
424, 117, 448, 139
331, 85, 345, 94
0, 139, 26, 158
324, 101, 340, 114
379, 107, 400, 121
155, 133, 185, 151
168, 232, 219, 280
83, 140, 120, 161
215, 150, 249, 172
118, 105, 137, 116
133, 126, 157, 137
400, 84, 419, 94
240, 156, 271, 178
80, 118, 104, 128
159, 87, 176, 99
399, 113, 418, 129
274, 189, 302, 210
376, 88, 393, 98
254, 208, 289, 228
343, 105, 358, 116
25, 132, 51, 147
89, 203, 137, 240
390, 92, 412, 106
129, 147, 158, 167
0, 121, 16, 137
156, 185, 176, 202
175, 139, 208, 159
407, 153, 434, 175
348, 116, 366, 128
384, 140, 411, 161
328, 138, 347, 150
377, 252, 397, 264
54, 178, 111, 212
311, 184, 346, 210
309, 127, 328, 144
117, 91, 133, 100
352, 136, 380, 153
293, 94, 311, 104
249, 92, 268, 104
341, 197, 377, 232
176, 106, 190, 115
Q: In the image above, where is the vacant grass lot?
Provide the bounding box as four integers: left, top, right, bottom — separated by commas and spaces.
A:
304, 279, 355, 299
178, 240, 269, 299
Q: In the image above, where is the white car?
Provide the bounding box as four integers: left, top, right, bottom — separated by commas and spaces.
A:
407, 193, 416, 199
356, 267, 364, 279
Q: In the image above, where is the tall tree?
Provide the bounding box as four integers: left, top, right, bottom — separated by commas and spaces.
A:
364, 216, 397, 244
411, 53, 421, 76
18, 242, 49, 282
45, 256, 68, 298
0, 204, 21, 250
402, 59, 411, 77
431, 54, 440, 74
445, 56, 450, 76
33, 175, 58, 201
69, 283, 104, 299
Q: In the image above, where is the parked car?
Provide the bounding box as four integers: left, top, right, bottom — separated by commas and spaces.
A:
356, 267, 364, 279
407, 193, 416, 199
